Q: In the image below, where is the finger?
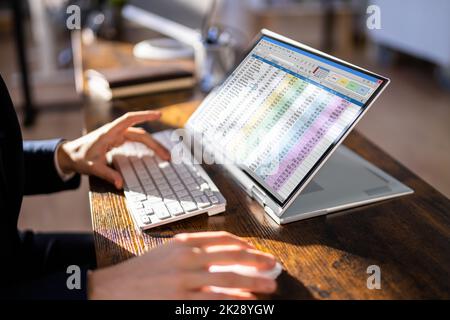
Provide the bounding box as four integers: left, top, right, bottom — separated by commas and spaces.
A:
193, 248, 276, 270
174, 232, 256, 249
184, 271, 277, 294
91, 163, 123, 189
110, 111, 162, 135
124, 127, 170, 160
111, 135, 126, 148
188, 291, 256, 300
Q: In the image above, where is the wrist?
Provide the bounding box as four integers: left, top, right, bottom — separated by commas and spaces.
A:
57, 141, 75, 174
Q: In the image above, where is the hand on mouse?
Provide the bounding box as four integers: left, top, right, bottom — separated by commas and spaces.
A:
87, 231, 277, 300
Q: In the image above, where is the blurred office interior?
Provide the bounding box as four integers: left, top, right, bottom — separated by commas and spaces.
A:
0, 0, 449, 232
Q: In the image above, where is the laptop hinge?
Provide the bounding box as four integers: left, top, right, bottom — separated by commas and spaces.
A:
251, 186, 266, 206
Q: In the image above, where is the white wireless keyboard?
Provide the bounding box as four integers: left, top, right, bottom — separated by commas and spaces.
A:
111, 130, 226, 230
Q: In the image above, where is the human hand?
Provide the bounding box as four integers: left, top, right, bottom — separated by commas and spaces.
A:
57, 111, 170, 189
88, 231, 278, 300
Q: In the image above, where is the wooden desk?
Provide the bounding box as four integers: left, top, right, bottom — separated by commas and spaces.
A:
85, 99, 450, 299
77, 34, 450, 300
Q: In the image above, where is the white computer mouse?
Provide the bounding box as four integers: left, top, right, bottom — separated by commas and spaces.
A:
209, 262, 283, 279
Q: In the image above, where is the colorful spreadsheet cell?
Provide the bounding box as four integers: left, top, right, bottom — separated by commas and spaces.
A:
346, 81, 360, 92
338, 78, 349, 86
356, 85, 370, 96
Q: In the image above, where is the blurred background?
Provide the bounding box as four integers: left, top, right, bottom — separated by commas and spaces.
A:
0, 0, 449, 232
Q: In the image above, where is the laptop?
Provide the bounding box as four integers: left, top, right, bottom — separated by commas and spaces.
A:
112, 29, 413, 230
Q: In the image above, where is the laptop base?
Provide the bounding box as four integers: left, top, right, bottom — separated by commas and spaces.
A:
274, 145, 413, 224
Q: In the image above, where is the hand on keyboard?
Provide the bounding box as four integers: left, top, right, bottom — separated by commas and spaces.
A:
56, 111, 170, 189
88, 231, 277, 300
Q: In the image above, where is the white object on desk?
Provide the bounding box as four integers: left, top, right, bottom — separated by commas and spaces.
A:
209, 262, 283, 280
133, 38, 194, 60
208, 262, 283, 295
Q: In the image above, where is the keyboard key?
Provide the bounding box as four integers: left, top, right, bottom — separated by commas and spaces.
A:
183, 177, 195, 185
140, 215, 152, 225
135, 168, 147, 176
122, 171, 141, 188
131, 201, 144, 209
174, 165, 187, 173
180, 200, 197, 212
160, 188, 174, 196
205, 190, 214, 197
140, 177, 153, 185
154, 177, 166, 184
162, 166, 175, 173
143, 207, 154, 215
209, 196, 219, 204
166, 202, 184, 216
165, 175, 177, 182
195, 196, 210, 208
128, 192, 147, 201
132, 163, 146, 173
147, 196, 163, 203
175, 189, 189, 198
148, 167, 159, 174
153, 204, 171, 220
163, 194, 176, 202
157, 178, 169, 185
179, 171, 191, 179
163, 172, 175, 179
142, 156, 156, 168
172, 184, 185, 192
158, 185, 170, 192
140, 182, 153, 189
186, 183, 199, 191
190, 190, 204, 197
123, 177, 140, 188
144, 186, 158, 194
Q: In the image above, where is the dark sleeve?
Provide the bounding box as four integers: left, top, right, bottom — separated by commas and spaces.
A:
23, 139, 81, 195
1, 268, 89, 300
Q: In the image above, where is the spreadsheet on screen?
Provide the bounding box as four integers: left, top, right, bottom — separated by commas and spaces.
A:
187, 36, 384, 203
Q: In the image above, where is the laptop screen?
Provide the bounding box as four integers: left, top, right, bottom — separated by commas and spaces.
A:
186, 33, 387, 205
